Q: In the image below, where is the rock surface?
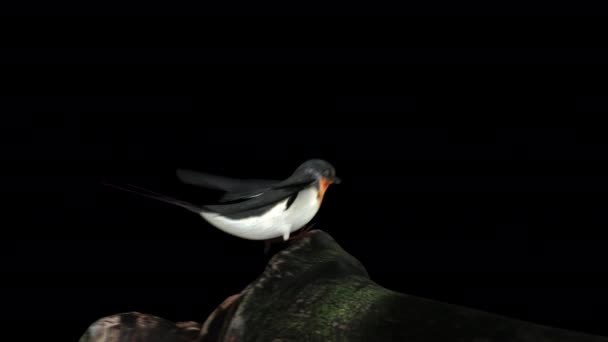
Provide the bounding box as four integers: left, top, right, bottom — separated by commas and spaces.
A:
79, 311, 200, 342
80, 230, 608, 342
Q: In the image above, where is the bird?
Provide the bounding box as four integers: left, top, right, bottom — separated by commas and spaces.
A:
103, 159, 340, 252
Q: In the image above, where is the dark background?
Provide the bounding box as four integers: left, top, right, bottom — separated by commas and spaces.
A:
3, 12, 608, 340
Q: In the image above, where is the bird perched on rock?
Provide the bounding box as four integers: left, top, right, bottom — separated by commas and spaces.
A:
104, 159, 340, 252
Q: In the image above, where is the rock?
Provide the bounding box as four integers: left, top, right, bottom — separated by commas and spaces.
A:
78, 312, 200, 342
81, 230, 608, 342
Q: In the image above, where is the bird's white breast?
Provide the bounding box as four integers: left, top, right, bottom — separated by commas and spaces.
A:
199, 185, 321, 240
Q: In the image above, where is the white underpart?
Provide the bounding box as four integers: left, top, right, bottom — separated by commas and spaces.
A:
199, 185, 321, 241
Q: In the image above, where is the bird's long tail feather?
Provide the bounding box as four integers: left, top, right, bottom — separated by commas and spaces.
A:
101, 181, 202, 213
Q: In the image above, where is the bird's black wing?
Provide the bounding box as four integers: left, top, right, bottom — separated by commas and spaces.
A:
176, 169, 279, 200
202, 180, 315, 219
269, 173, 316, 190
217, 176, 314, 203
177, 168, 318, 205
217, 189, 267, 203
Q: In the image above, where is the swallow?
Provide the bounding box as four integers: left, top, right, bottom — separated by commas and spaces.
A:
104, 159, 340, 250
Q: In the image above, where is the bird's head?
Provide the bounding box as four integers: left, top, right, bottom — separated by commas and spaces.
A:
294, 159, 340, 183
294, 159, 341, 198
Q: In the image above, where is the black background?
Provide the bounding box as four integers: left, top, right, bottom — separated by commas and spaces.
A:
3, 11, 608, 341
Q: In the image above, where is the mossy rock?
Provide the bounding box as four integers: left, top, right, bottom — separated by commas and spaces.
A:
81, 230, 608, 342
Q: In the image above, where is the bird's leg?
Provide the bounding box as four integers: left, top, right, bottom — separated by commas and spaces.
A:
263, 239, 273, 254
263, 236, 283, 254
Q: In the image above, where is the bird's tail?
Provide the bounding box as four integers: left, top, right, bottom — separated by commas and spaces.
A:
101, 181, 202, 213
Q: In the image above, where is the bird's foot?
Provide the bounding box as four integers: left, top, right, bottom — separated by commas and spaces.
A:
287, 223, 316, 242
263, 224, 316, 253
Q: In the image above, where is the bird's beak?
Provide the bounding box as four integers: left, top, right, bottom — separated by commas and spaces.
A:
330, 176, 341, 184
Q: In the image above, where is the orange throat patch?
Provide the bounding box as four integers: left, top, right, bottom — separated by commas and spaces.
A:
317, 177, 332, 203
